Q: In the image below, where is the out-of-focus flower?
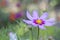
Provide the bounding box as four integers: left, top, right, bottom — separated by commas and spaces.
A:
23, 10, 55, 30
9, 32, 18, 40
9, 11, 23, 21
9, 12, 16, 21
15, 11, 23, 19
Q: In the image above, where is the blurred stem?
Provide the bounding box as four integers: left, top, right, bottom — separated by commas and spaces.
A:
29, 28, 33, 40
37, 27, 39, 40
15, 21, 20, 26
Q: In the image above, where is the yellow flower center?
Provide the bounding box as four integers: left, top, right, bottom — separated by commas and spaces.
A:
36, 20, 42, 24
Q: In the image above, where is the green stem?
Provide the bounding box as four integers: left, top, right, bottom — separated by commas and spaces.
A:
15, 21, 21, 26
29, 28, 33, 40
37, 27, 39, 40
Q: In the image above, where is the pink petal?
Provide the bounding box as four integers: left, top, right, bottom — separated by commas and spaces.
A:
39, 25, 46, 30
26, 11, 33, 20
23, 19, 38, 27
31, 23, 38, 27
45, 18, 55, 26
40, 12, 48, 19
32, 10, 39, 19
23, 19, 32, 24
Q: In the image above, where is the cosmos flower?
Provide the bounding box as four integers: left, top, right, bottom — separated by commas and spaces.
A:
23, 10, 55, 30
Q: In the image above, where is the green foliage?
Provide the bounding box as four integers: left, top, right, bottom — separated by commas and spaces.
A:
50, 0, 57, 7
0, 28, 9, 40
15, 21, 29, 36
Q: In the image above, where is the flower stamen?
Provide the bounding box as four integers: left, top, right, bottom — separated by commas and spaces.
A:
36, 20, 42, 24
34, 19, 45, 25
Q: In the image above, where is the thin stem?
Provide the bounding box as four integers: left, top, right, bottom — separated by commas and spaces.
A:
15, 21, 21, 27
37, 27, 39, 40
29, 28, 33, 40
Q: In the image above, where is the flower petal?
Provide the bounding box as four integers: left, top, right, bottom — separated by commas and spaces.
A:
39, 25, 46, 30
31, 23, 38, 27
45, 18, 55, 26
26, 11, 33, 20
23, 19, 37, 27
40, 12, 48, 19
23, 19, 32, 24
33, 10, 39, 19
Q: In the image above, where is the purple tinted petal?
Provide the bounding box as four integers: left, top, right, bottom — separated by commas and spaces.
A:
47, 18, 55, 22
23, 19, 32, 24
39, 25, 46, 30
26, 11, 33, 20
40, 12, 48, 19
33, 10, 39, 19
31, 23, 38, 27
45, 18, 55, 26
23, 19, 37, 27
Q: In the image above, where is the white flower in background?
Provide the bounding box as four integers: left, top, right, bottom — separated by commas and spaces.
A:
9, 32, 18, 40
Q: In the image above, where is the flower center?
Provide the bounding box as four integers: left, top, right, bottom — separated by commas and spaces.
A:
36, 20, 42, 24
33, 19, 45, 25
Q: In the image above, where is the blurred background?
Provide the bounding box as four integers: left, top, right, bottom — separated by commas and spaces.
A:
0, 0, 60, 40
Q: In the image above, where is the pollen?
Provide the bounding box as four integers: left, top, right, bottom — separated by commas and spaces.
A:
36, 20, 42, 24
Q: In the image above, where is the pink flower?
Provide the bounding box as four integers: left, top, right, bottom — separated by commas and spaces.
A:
23, 10, 55, 30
